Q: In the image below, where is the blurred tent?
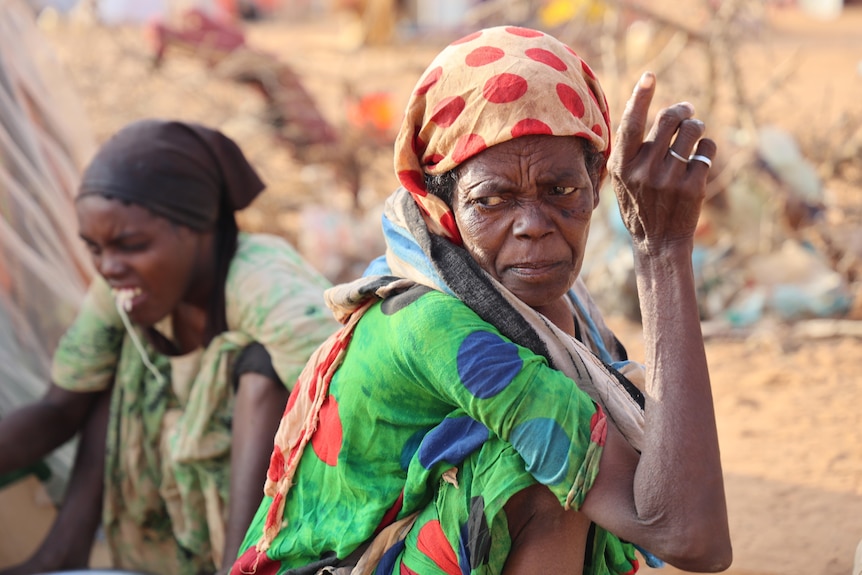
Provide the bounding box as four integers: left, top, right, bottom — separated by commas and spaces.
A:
0, 0, 95, 498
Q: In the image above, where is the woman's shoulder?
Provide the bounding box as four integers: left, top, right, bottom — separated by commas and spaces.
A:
228, 233, 331, 288
370, 285, 491, 334
52, 275, 127, 392
223, 233, 335, 332
232, 232, 306, 266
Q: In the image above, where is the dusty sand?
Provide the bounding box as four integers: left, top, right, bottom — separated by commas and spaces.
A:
0, 2, 860, 574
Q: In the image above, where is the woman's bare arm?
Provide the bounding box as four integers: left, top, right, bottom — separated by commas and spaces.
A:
0, 389, 108, 575
219, 371, 289, 574
0, 383, 97, 475
580, 72, 731, 571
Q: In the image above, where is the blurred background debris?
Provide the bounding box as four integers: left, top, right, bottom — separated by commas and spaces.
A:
16, 0, 860, 329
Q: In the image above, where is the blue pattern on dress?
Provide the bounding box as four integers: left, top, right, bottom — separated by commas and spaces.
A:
510, 417, 572, 485
417, 416, 490, 469
457, 331, 523, 399
401, 427, 431, 471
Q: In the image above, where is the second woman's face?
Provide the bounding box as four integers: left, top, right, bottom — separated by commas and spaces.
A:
451, 135, 599, 310
76, 195, 209, 327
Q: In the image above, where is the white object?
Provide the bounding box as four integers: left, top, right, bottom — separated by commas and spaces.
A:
97, 0, 167, 24
415, 0, 470, 28
798, 0, 843, 19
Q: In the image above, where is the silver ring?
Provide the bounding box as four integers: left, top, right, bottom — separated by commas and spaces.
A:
668, 149, 689, 163
688, 154, 713, 168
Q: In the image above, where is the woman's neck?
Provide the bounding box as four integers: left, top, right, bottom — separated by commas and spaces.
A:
144, 302, 208, 356
156, 233, 217, 355
171, 303, 209, 353
183, 231, 217, 310
533, 296, 576, 337
180, 231, 218, 345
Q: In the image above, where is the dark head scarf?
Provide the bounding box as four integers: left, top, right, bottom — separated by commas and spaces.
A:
77, 119, 264, 230
78, 119, 264, 343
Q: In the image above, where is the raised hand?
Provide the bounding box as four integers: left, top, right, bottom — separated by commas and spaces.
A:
608, 72, 716, 254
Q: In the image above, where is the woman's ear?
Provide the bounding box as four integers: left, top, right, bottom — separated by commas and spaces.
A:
592, 178, 604, 209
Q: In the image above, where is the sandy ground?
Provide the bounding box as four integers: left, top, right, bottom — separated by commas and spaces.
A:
1, 2, 861, 574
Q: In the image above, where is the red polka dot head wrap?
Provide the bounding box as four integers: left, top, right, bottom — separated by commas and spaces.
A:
394, 26, 612, 244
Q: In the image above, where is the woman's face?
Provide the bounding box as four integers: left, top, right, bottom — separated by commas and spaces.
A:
451, 135, 599, 309
76, 195, 210, 327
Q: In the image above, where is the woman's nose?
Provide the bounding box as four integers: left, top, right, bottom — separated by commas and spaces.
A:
97, 252, 126, 279
512, 202, 554, 239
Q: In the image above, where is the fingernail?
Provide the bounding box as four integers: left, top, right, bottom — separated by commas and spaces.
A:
680, 101, 695, 113
638, 72, 655, 90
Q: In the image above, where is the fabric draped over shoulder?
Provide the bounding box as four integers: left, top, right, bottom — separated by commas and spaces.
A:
77, 119, 264, 231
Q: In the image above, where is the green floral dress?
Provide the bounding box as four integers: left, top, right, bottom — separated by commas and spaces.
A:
235, 286, 638, 575
52, 233, 339, 575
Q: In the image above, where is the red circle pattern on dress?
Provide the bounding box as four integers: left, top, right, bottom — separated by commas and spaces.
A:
416, 519, 461, 575
267, 447, 286, 483
311, 394, 342, 466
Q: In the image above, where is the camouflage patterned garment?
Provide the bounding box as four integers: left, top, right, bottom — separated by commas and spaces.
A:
52, 232, 339, 575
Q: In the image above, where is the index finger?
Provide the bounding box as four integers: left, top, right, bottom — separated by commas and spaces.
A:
613, 72, 656, 162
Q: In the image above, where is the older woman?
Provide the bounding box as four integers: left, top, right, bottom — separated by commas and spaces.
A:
232, 26, 730, 575
0, 120, 339, 575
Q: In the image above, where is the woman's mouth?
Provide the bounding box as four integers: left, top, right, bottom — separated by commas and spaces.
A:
112, 286, 143, 312
509, 261, 564, 279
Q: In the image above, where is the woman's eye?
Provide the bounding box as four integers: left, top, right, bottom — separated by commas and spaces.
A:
551, 186, 577, 196
119, 243, 148, 253
475, 196, 504, 207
